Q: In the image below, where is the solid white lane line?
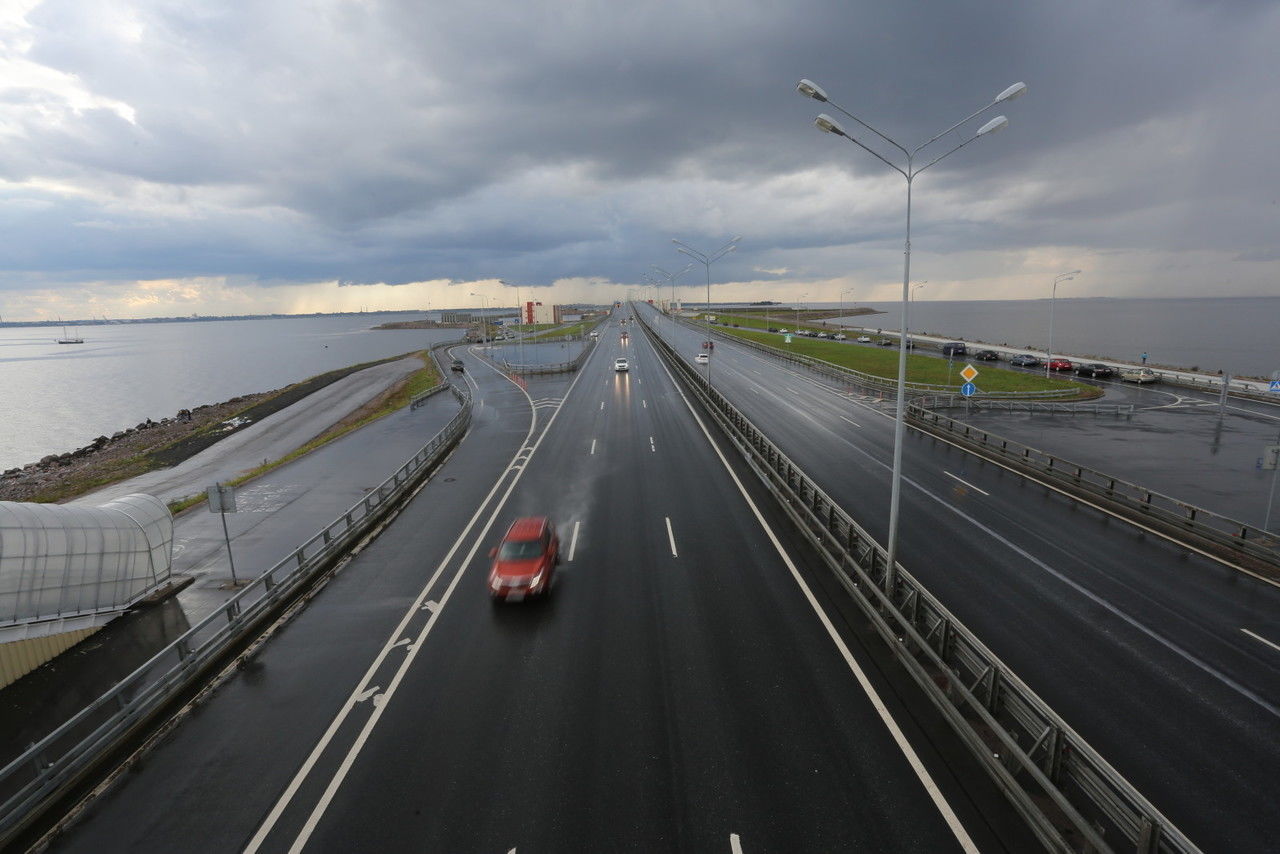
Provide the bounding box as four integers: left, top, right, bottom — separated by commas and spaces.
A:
1243, 628, 1280, 654
665, 517, 678, 557
840, 415, 861, 428
568, 520, 580, 562
943, 471, 989, 496
730, 833, 744, 854
590, 438, 596, 455
655, 355, 978, 852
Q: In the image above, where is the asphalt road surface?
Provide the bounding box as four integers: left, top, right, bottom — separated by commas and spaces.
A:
648, 307, 1280, 851
43, 329, 1040, 852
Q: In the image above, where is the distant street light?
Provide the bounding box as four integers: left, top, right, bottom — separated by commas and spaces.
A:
1045, 270, 1082, 379
673, 237, 740, 385
839, 287, 855, 330
469, 292, 489, 342
798, 75, 1025, 580
651, 262, 693, 342
498, 279, 526, 371
795, 292, 808, 331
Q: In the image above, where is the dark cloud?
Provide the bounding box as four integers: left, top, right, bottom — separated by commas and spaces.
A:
0, 0, 1276, 297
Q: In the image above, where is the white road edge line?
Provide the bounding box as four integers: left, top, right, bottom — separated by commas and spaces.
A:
665, 516, 678, 557
729, 833, 744, 854
653, 342, 979, 853
568, 520, 580, 562
943, 471, 989, 496
839, 415, 861, 428
246, 345, 598, 854
1242, 628, 1280, 654
590, 438, 596, 455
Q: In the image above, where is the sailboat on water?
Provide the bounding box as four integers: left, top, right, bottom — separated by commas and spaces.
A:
56, 319, 84, 344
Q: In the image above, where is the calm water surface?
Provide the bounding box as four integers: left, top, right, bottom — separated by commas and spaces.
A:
0, 314, 459, 470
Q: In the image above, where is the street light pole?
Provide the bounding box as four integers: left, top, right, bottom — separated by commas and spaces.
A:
839, 287, 855, 330
798, 76, 1025, 581
469, 291, 489, 343
1045, 270, 1081, 379
673, 237, 740, 386
651, 263, 693, 343
498, 280, 526, 373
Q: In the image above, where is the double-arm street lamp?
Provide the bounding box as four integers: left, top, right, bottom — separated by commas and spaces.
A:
1045, 270, 1082, 379
498, 279, 527, 371
839, 287, 856, 329
797, 76, 1026, 579
651, 262, 693, 341
469, 291, 489, 343
673, 237, 740, 385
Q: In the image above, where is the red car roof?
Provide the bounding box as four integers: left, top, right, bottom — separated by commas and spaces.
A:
504, 516, 547, 541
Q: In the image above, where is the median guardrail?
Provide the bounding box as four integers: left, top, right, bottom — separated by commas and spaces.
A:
0, 382, 473, 847
907, 396, 1280, 578
636, 306, 1199, 854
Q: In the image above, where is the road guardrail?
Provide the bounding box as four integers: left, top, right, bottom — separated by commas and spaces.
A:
0, 383, 473, 847
636, 306, 1199, 854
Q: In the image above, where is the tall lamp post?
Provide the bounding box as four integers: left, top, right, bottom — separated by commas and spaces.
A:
498, 279, 527, 372
839, 287, 856, 331
469, 291, 489, 343
1045, 270, 1081, 379
651, 263, 693, 342
798, 76, 1026, 579
673, 237, 740, 385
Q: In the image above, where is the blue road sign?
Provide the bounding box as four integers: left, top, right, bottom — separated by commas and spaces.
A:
1270, 380, 1280, 392
961, 382, 976, 397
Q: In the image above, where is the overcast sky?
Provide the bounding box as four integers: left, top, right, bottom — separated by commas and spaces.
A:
1, 0, 1277, 319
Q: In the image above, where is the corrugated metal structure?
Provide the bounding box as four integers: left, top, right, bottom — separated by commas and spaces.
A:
0, 494, 173, 687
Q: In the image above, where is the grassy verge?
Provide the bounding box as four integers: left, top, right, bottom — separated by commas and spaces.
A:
167, 352, 442, 514
699, 320, 1093, 397
524, 319, 597, 341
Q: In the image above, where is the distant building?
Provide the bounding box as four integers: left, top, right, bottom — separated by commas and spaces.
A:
522, 301, 562, 325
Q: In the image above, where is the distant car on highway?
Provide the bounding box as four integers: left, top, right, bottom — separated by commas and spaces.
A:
488, 516, 559, 602
1075, 362, 1116, 378
974, 350, 1001, 361
615, 357, 629, 372
1010, 354, 1041, 367
1046, 358, 1073, 372
450, 358, 465, 372
695, 353, 709, 364
1120, 367, 1159, 384
856, 335, 872, 343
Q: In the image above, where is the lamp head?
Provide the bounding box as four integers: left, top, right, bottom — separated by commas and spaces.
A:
815, 113, 847, 137
796, 79, 828, 102
996, 82, 1028, 103
976, 115, 1009, 137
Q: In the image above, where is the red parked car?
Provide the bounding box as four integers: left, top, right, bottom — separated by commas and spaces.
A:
1046, 358, 1073, 372
488, 517, 560, 601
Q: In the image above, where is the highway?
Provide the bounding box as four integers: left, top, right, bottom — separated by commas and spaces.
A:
41, 319, 1038, 852
644, 306, 1280, 851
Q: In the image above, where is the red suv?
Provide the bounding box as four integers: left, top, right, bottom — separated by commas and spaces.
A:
488, 517, 559, 601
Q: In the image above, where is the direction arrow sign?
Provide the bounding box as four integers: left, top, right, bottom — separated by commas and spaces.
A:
960, 364, 979, 383
961, 382, 977, 397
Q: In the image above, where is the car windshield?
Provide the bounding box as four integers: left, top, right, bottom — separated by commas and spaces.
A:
498, 539, 543, 560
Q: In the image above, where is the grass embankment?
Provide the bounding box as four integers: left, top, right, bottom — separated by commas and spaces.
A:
167, 352, 441, 514
524, 319, 598, 341
708, 312, 1093, 397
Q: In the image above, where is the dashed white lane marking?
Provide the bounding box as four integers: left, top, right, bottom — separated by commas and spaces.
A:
665, 516, 678, 557
568, 520, 580, 562
943, 471, 989, 496
590, 438, 597, 455
839, 415, 861, 427
730, 833, 744, 854
650, 436, 656, 453
600, 401, 605, 410
1243, 628, 1280, 654
643, 399, 647, 408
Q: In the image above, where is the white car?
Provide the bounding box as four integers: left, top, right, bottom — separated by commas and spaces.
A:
777, 328, 789, 334
614, 357, 629, 372
856, 335, 872, 343
695, 353, 709, 364
833, 333, 847, 340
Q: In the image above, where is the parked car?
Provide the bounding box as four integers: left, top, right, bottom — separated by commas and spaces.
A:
777, 328, 789, 334
833, 333, 847, 340
767, 327, 779, 333
941, 342, 967, 357
878, 338, 894, 346
816, 332, 830, 339
1120, 367, 1159, 384
1010, 354, 1041, 367
1075, 362, 1116, 378
1046, 358, 1073, 371
615, 357, 629, 372
695, 353, 709, 364
488, 517, 559, 601
856, 335, 872, 343
974, 350, 1001, 361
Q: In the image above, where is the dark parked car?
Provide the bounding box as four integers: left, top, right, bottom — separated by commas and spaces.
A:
941, 342, 967, 357
1075, 362, 1116, 378
1010, 354, 1041, 367
974, 350, 1001, 361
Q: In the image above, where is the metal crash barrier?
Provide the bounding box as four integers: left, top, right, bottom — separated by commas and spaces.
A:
635, 307, 1198, 854
0, 383, 473, 846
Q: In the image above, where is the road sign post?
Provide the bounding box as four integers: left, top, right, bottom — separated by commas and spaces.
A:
207, 482, 240, 586
1264, 443, 1280, 533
